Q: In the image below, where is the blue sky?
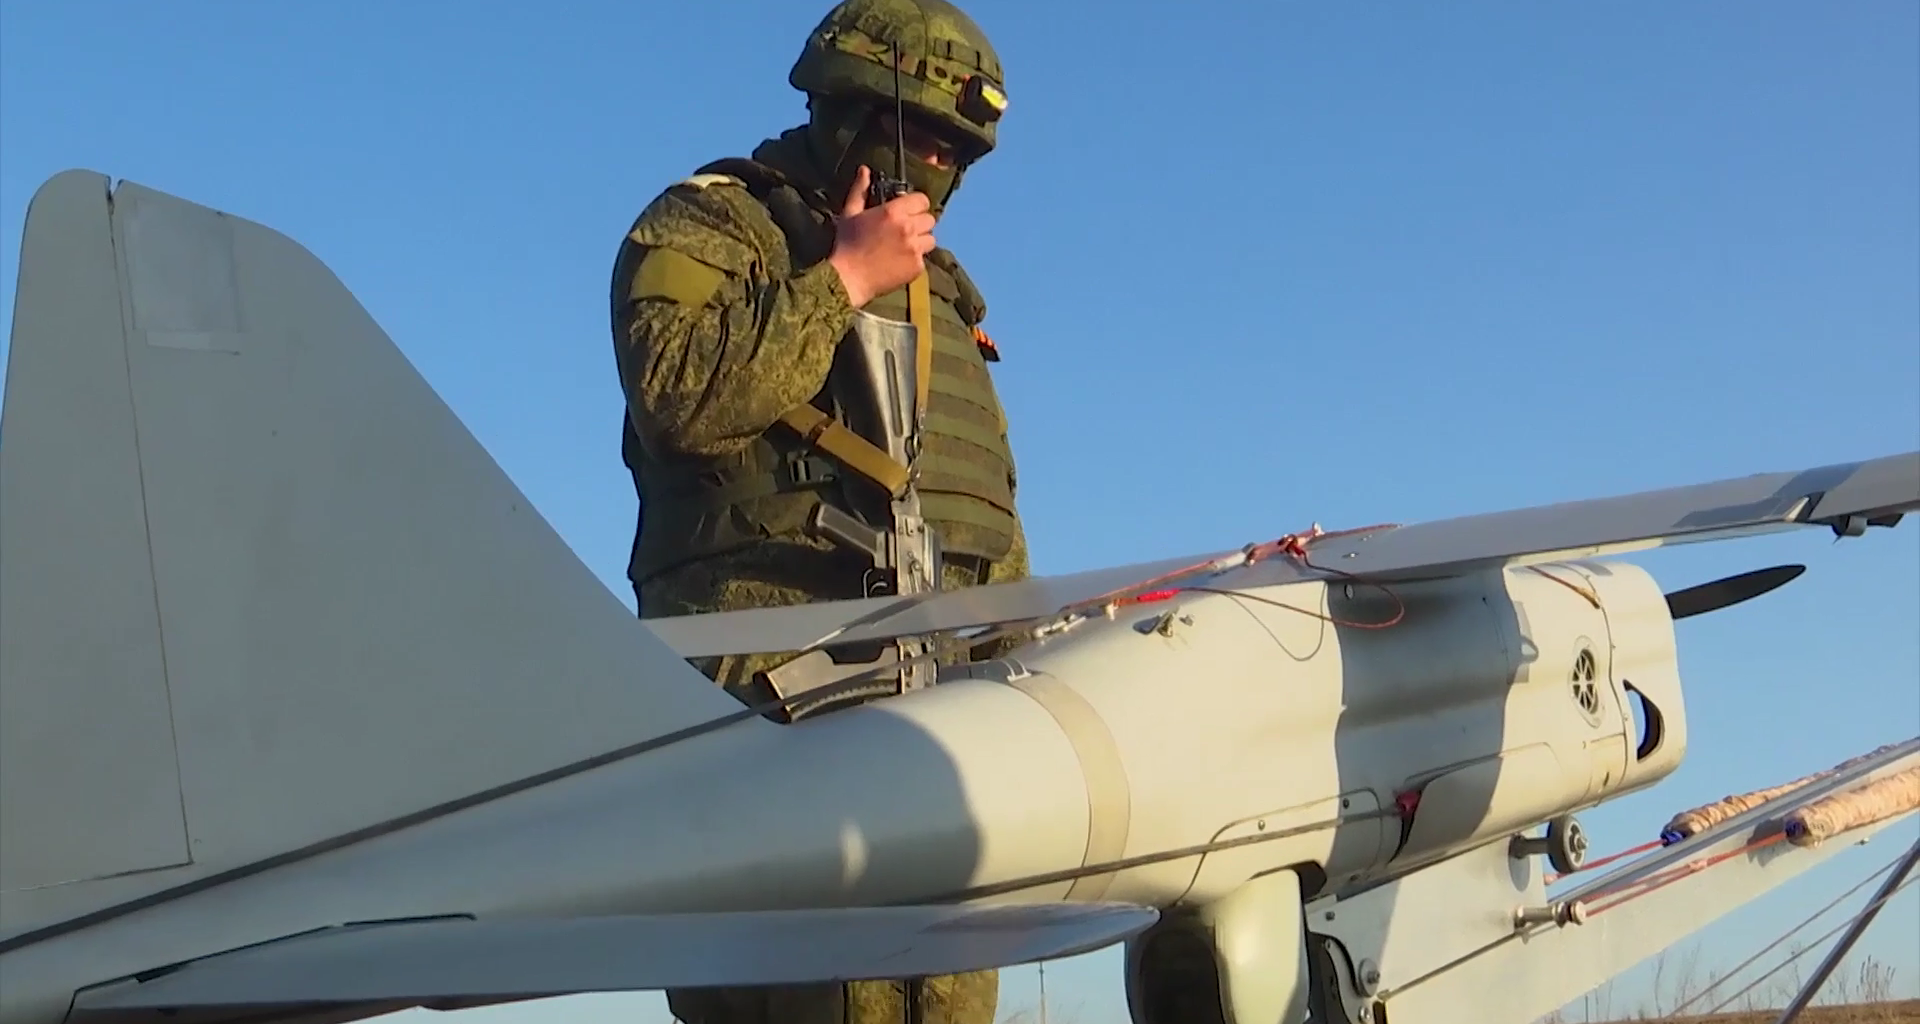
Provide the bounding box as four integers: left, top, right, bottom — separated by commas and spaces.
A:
2, 0, 1916, 1018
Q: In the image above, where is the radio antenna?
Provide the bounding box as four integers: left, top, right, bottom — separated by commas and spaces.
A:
891, 42, 908, 185
864, 35, 915, 206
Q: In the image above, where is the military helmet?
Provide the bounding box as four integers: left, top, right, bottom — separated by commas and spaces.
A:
790, 0, 1009, 160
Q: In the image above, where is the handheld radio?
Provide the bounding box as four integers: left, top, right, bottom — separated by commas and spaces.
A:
865, 45, 915, 207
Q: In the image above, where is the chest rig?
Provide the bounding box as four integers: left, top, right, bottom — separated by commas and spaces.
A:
622, 155, 1019, 706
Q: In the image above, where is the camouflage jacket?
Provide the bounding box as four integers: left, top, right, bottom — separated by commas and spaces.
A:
611, 129, 1030, 623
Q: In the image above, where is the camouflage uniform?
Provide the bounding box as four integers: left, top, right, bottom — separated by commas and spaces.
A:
608, 2, 1023, 1024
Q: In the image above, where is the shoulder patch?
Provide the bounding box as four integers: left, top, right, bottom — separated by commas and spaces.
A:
625, 176, 776, 279
628, 247, 730, 307
677, 173, 746, 191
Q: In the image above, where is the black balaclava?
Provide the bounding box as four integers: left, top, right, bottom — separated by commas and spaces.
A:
802, 93, 969, 215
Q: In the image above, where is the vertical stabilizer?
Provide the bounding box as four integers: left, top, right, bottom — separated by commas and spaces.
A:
0, 170, 754, 933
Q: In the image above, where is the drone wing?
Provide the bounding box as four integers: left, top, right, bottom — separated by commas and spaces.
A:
647, 451, 1918, 658
71, 903, 1157, 1024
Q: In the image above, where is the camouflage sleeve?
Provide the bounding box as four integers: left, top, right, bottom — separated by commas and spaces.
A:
614, 177, 858, 459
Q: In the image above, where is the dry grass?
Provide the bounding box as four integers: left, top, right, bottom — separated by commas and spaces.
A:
1614, 1003, 1920, 1024
1542, 948, 1911, 1023
991, 948, 1912, 1023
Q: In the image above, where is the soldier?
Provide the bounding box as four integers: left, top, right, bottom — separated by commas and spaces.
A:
608, 1, 1026, 1024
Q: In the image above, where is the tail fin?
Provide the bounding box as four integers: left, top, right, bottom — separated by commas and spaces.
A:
0, 171, 751, 930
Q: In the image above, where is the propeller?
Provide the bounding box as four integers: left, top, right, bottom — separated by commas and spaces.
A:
1664, 564, 1806, 621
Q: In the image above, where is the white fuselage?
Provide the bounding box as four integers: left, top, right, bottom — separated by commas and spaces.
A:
0, 560, 1687, 1024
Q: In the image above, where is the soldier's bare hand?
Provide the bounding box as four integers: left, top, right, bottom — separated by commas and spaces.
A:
829, 165, 935, 308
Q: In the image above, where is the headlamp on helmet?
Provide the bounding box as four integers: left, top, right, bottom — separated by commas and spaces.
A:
956, 74, 1006, 129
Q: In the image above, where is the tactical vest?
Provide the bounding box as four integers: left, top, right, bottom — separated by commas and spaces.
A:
620, 157, 1020, 592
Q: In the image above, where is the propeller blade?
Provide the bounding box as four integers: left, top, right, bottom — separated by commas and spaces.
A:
1664, 564, 1806, 621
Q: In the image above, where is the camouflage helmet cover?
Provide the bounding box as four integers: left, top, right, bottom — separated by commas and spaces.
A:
789, 0, 1008, 159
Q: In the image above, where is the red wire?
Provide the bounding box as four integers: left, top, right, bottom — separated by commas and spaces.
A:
1583, 833, 1789, 916
1545, 839, 1665, 884
1110, 523, 1408, 630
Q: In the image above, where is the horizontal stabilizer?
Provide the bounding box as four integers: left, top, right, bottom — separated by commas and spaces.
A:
648, 451, 1919, 658
71, 903, 1158, 1023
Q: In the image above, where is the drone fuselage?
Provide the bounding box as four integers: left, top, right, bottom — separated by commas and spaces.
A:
2, 560, 1685, 1024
